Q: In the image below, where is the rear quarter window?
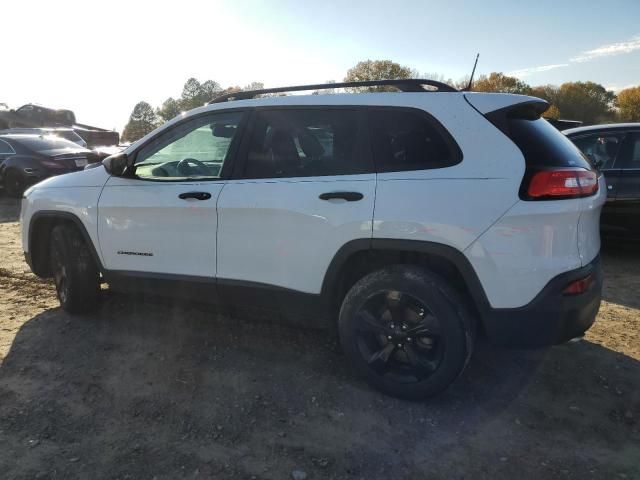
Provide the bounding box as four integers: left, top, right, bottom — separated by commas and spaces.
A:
505, 117, 593, 170
368, 108, 462, 173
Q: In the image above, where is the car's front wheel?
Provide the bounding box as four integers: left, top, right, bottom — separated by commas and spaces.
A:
339, 265, 475, 399
50, 224, 100, 313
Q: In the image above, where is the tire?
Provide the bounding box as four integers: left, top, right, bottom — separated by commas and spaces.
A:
3, 169, 25, 198
49, 224, 100, 313
338, 265, 475, 400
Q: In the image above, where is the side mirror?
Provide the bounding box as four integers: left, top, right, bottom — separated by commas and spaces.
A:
102, 152, 129, 176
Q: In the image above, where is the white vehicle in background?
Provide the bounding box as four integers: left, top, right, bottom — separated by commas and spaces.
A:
20, 80, 605, 399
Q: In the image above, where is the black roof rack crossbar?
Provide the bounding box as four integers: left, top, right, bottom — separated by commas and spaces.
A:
209, 79, 458, 104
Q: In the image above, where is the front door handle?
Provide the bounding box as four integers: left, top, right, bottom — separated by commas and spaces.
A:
179, 191, 212, 201
319, 191, 364, 202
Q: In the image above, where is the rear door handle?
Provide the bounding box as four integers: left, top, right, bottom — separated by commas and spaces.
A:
179, 191, 212, 201
319, 191, 363, 202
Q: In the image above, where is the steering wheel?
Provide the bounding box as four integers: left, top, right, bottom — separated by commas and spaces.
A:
177, 158, 209, 176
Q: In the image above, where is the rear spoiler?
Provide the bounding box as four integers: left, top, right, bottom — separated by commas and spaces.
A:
464, 93, 549, 135
463, 92, 549, 115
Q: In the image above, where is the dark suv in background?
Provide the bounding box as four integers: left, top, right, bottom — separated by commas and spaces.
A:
565, 123, 640, 240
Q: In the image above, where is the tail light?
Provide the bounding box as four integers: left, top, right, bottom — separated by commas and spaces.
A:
526, 168, 598, 200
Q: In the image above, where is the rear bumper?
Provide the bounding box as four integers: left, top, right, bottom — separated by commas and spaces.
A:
482, 255, 602, 348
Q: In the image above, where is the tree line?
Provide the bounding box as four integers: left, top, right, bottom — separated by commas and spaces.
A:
122, 60, 640, 142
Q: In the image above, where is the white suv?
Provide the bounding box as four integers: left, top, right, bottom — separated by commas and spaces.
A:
20, 80, 605, 399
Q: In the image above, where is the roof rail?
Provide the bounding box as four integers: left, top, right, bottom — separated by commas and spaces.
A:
209, 79, 458, 104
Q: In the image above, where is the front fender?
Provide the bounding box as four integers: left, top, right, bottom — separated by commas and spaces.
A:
21, 172, 108, 271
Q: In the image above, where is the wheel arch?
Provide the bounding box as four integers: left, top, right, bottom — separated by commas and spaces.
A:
28, 211, 103, 278
321, 238, 492, 326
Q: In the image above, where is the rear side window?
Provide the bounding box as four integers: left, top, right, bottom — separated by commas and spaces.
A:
242, 109, 367, 179
368, 109, 461, 172
571, 133, 624, 170
505, 117, 593, 170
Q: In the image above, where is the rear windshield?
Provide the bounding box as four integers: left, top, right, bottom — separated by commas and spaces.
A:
12, 135, 83, 153
506, 117, 593, 169
56, 131, 82, 143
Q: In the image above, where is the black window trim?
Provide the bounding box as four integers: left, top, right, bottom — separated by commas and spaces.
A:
365, 105, 463, 174
230, 105, 374, 181
126, 108, 250, 183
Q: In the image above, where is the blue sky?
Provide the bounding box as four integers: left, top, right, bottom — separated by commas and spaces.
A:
2, 0, 639, 131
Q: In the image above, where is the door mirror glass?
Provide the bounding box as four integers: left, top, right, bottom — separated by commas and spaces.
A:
102, 152, 129, 176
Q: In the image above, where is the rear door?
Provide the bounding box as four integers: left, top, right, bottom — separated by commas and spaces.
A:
216, 107, 375, 295
97, 110, 246, 278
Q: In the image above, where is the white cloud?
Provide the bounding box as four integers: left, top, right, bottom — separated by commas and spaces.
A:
508, 63, 569, 78
604, 84, 637, 92
508, 34, 640, 80
570, 35, 640, 63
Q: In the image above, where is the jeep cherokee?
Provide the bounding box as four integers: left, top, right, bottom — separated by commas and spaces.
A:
20, 80, 606, 399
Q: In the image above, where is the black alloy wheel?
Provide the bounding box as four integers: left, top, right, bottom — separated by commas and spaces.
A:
339, 266, 474, 399
354, 290, 444, 383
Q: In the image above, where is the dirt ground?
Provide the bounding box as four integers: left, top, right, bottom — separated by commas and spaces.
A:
0, 197, 638, 480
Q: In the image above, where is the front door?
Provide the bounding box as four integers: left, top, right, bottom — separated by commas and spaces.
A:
97, 110, 246, 278
216, 108, 376, 295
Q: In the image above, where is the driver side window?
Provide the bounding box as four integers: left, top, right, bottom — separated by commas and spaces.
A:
134, 111, 245, 180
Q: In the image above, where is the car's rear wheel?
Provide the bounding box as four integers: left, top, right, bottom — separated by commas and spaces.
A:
3, 169, 25, 198
50, 224, 100, 313
339, 265, 474, 399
